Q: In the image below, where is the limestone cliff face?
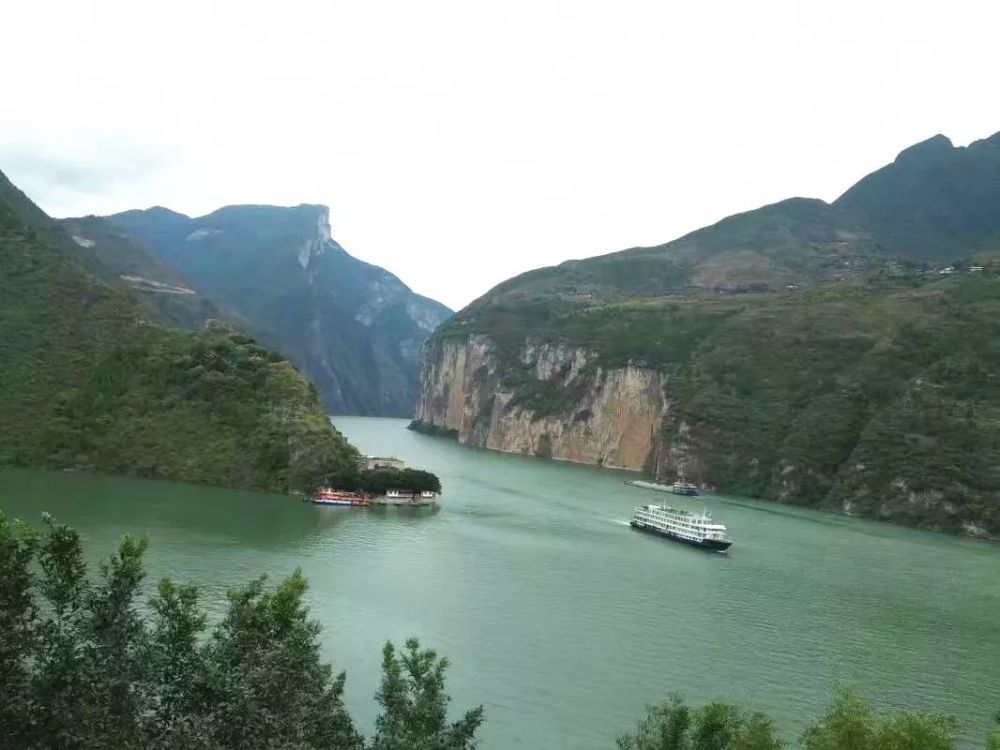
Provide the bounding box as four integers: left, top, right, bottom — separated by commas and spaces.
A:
415, 336, 671, 471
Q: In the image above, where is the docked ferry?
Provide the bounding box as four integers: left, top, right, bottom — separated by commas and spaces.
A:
671, 481, 700, 496
380, 489, 438, 506
310, 489, 372, 506
630, 504, 732, 551
386, 489, 438, 500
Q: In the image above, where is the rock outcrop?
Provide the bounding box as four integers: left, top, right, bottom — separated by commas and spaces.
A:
415, 336, 669, 471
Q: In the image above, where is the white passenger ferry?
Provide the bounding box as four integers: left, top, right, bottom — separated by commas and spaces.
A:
630, 504, 732, 551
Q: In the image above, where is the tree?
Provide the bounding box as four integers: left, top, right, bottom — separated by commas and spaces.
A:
801, 685, 956, 750
616, 695, 781, 750
144, 579, 211, 748
692, 701, 744, 750
986, 712, 1000, 750
0, 512, 483, 750
876, 712, 956, 750
801, 686, 877, 750
0, 513, 38, 748
199, 571, 363, 750
730, 713, 783, 750
31, 514, 94, 748
373, 638, 484, 750
616, 693, 692, 750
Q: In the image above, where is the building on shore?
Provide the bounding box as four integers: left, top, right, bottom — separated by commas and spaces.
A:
360, 455, 405, 472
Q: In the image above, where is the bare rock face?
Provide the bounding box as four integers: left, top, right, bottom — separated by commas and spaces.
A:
415, 336, 670, 471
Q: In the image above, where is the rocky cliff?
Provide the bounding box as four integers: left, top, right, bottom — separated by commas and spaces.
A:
415, 337, 668, 470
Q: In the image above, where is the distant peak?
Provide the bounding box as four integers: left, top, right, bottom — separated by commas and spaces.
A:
895, 134, 954, 162
970, 130, 1000, 149
146, 205, 190, 217
315, 205, 332, 240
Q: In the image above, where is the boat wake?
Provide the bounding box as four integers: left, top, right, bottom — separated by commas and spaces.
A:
605, 517, 632, 527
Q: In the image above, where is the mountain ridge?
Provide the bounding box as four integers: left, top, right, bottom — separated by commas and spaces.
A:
109, 203, 452, 417
415, 130, 1000, 535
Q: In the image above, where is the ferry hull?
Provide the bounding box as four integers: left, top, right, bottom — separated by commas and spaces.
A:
630, 520, 732, 552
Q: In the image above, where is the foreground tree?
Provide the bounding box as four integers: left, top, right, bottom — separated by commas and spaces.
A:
802, 686, 956, 750
616, 694, 782, 750
0, 514, 37, 748
0, 512, 481, 750
617, 686, 972, 750
373, 638, 484, 750
988, 713, 1000, 750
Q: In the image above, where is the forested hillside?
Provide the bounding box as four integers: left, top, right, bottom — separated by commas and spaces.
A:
0, 170, 359, 493
415, 131, 1000, 535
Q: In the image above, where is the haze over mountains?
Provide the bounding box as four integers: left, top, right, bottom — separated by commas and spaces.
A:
101, 203, 452, 417
415, 131, 1000, 535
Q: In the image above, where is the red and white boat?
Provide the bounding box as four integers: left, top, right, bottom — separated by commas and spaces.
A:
311, 488, 372, 506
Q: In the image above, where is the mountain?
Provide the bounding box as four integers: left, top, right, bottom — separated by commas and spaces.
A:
833, 132, 1000, 260
108, 205, 452, 416
0, 168, 359, 492
56, 214, 222, 329
470, 133, 1000, 307
413, 131, 1000, 536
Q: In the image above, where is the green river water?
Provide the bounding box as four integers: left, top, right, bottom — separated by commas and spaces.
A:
1, 416, 998, 748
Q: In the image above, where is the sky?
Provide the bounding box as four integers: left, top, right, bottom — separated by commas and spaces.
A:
2, 0, 1000, 310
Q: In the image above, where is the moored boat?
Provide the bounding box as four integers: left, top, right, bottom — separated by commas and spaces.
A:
630, 504, 732, 551
377, 489, 438, 506
310, 488, 372, 506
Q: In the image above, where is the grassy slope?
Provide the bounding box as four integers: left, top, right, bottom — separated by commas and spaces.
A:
0, 178, 358, 493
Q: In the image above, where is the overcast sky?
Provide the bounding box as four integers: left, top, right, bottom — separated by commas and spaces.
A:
2, 0, 999, 310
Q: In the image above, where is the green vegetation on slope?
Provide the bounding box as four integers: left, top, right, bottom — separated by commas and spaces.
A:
57, 214, 223, 329
438, 274, 1000, 534
2, 514, 997, 749
833, 132, 1000, 260
0, 172, 360, 494
427, 131, 1000, 535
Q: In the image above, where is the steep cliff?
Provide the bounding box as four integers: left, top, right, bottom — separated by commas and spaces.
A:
109, 204, 452, 416
414, 131, 1000, 536
415, 337, 668, 470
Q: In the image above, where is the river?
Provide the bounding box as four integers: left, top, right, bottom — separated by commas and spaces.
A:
1, 416, 998, 748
